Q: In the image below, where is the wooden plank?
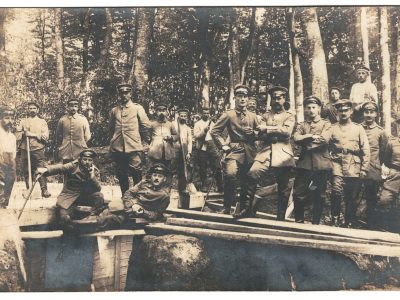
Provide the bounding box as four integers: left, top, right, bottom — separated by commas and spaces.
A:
166, 208, 400, 244
166, 218, 400, 247
81, 229, 146, 237
114, 237, 122, 291
146, 223, 400, 257
18, 208, 57, 226
21, 230, 64, 239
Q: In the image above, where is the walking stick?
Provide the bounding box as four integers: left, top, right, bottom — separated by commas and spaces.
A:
26, 135, 32, 189
18, 174, 41, 219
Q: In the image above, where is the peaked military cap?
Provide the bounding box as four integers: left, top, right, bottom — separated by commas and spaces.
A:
0, 105, 15, 117
149, 163, 170, 176
27, 101, 40, 108
356, 65, 370, 73
177, 107, 189, 114
361, 101, 378, 112
268, 86, 288, 95
329, 87, 341, 93
117, 83, 132, 92
67, 99, 79, 105
303, 96, 322, 107
334, 99, 353, 110
79, 149, 97, 159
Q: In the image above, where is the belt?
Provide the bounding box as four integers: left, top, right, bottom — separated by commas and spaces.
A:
332, 147, 362, 156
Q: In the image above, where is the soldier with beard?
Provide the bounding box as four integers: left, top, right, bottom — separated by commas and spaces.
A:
0, 106, 16, 208
211, 85, 259, 216
16, 101, 51, 197
148, 102, 177, 169
245, 86, 296, 220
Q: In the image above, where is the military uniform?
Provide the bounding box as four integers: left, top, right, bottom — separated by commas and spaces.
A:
109, 99, 151, 195
248, 109, 295, 220
293, 97, 332, 224
0, 113, 16, 208
380, 136, 400, 231
148, 118, 177, 168
321, 102, 339, 124
42, 152, 104, 227
16, 108, 50, 195
327, 101, 370, 226
211, 107, 259, 213
193, 118, 223, 192
56, 113, 91, 162
361, 104, 388, 227
122, 164, 171, 221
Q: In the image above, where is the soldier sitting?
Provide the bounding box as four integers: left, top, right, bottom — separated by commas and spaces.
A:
122, 163, 171, 221
36, 149, 108, 230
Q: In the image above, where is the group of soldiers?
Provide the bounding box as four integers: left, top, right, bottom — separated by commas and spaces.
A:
0, 65, 399, 231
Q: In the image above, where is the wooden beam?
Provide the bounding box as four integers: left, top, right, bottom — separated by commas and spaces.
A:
20, 230, 64, 239
17, 208, 56, 227
81, 229, 146, 237
166, 208, 400, 244
166, 218, 400, 247
146, 223, 400, 257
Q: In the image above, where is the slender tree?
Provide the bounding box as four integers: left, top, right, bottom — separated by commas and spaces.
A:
298, 7, 329, 104
379, 7, 391, 134
54, 8, 65, 91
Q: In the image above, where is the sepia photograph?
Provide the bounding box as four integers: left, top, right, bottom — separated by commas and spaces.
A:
1, 1, 400, 292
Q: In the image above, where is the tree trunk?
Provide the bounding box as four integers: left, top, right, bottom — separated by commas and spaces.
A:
287, 8, 304, 122
228, 8, 241, 108
396, 12, 400, 115
379, 7, 391, 135
81, 8, 91, 91
299, 7, 329, 104
0, 9, 6, 81
361, 7, 370, 69
129, 8, 154, 101
98, 8, 112, 68
54, 8, 65, 91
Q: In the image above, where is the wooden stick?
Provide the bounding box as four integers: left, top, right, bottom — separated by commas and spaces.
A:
26, 135, 32, 189
146, 223, 400, 257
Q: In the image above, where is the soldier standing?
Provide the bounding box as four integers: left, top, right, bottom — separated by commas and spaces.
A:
109, 83, 151, 196
16, 101, 51, 197
246, 86, 295, 220
56, 99, 91, 163
174, 107, 193, 208
0, 106, 16, 208
193, 107, 223, 193
328, 99, 370, 228
349, 66, 378, 123
292, 96, 332, 224
211, 85, 259, 216
148, 102, 177, 169
360, 101, 388, 228
321, 87, 341, 124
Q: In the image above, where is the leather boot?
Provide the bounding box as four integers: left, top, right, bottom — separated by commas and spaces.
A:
39, 177, 51, 198
233, 180, 257, 219
276, 192, 290, 221
221, 180, 236, 215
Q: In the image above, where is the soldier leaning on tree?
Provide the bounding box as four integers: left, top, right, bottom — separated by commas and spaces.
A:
15, 101, 51, 197
56, 99, 91, 163
360, 101, 388, 229
109, 83, 151, 196
211, 85, 259, 217
327, 99, 370, 228
292, 96, 332, 225
0, 106, 16, 209
246, 86, 295, 220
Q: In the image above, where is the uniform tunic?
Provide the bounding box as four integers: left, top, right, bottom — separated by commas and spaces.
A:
349, 82, 378, 106
109, 101, 151, 153
148, 119, 177, 161
56, 113, 91, 161
321, 102, 339, 124
16, 116, 49, 151
0, 126, 16, 208
46, 160, 101, 209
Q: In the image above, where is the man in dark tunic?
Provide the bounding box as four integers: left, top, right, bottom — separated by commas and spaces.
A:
122, 163, 171, 221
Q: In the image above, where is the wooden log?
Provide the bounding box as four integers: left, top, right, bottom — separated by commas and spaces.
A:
146, 223, 400, 257
166, 208, 400, 244
20, 231, 63, 239
81, 229, 146, 237
166, 218, 400, 247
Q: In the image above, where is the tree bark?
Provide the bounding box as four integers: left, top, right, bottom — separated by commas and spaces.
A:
299, 7, 329, 104
54, 8, 65, 91
379, 7, 391, 135
98, 8, 112, 68
287, 8, 304, 122
361, 7, 370, 69
129, 7, 154, 101
81, 8, 91, 91
395, 12, 400, 115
